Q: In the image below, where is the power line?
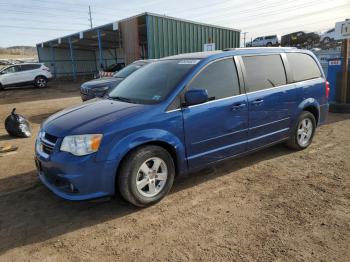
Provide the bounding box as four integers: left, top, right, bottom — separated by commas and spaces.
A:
0, 16, 89, 27
0, 24, 84, 32
249, 16, 347, 36
241, 4, 350, 29
189, 0, 294, 20
0, 8, 88, 20
196, 0, 334, 23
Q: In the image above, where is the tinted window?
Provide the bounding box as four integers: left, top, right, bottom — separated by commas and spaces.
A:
242, 55, 286, 92
113, 63, 143, 78
286, 53, 322, 82
109, 60, 196, 104
188, 59, 240, 100
21, 64, 41, 71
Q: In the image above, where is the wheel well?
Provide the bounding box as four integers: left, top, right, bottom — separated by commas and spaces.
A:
35, 75, 47, 80
118, 141, 179, 176
304, 106, 319, 125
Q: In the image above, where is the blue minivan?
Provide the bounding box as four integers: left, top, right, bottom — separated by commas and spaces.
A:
35, 48, 329, 206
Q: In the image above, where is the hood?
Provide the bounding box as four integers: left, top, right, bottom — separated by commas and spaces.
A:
43, 99, 147, 137
81, 77, 124, 89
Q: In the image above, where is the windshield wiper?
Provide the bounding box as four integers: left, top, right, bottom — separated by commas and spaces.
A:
267, 78, 276, 87
108, 96, 134, 103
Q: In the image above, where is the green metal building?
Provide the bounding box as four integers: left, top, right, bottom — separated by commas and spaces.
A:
37, 13, 240, 79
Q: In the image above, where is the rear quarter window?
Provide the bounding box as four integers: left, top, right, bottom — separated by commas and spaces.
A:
286, 53, 322, 82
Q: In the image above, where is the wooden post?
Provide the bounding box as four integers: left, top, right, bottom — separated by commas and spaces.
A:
341, 38, 349, 104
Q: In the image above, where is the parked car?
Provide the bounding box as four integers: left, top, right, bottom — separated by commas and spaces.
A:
80, 60, 153, 101
247, 35, 280, 47
35, 48, 329, 207
99, 62, 126, 77
281, 31, 320, 48
104, 62, 125, 73
0, 63, 52, 90
320, 28, 335, 45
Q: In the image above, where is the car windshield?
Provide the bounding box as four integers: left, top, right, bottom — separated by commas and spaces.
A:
108, 59, 198, 104
113, 63, 143, 78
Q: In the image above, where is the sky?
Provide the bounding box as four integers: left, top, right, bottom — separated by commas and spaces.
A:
0, 0, 349, 47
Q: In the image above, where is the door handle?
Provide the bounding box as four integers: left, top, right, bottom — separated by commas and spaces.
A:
232, 103, 246, 110
251, 99, 264, 105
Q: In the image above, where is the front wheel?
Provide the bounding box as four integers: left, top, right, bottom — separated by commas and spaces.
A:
118, 145, 175, 207
286, 111, 316, 150
34, 76, 48, 88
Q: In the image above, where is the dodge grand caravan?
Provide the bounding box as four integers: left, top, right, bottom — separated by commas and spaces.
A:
35, 48, 329, 207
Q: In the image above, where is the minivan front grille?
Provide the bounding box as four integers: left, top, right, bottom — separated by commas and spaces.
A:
40, 132, 57, 155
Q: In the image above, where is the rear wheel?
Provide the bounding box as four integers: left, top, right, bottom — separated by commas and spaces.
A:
266, 42, 272, 47
34, 76, 47, 88
0, 83, 3, 90
286, 111, 316, 150
118, 145, 175, 207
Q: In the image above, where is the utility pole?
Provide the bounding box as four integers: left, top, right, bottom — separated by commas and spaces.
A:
242, 32, 248, 47
88, 5, 93, 29
341, 38, 349, 104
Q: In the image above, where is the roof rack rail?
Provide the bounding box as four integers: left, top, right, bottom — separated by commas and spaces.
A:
223, 48, 235, 51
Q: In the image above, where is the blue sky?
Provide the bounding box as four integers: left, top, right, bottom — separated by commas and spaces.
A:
0, 0, 349, 47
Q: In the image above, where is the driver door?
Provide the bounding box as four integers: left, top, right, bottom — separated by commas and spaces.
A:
182, 58, 249, 170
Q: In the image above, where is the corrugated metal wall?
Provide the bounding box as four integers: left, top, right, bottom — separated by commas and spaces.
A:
146, 14, 240, 59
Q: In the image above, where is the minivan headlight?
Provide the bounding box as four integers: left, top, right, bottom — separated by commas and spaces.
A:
60, 134, 103, 156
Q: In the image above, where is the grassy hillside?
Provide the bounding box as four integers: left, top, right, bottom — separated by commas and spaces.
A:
0, 46, 37, 59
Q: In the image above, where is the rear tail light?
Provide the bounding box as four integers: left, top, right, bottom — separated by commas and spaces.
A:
43, 67, 50, 72
325, 81, 330, 99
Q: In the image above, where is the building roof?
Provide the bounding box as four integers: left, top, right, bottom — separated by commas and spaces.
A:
37, 12, 240, 49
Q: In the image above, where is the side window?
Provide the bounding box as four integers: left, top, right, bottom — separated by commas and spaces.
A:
188, 58, 240, 100
242, 55, 287, 92
3, 66, 17, 74
286, 53, 322, 82
21, 64, 40, 71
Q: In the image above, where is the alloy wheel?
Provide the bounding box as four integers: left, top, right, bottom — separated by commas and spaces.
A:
36, 78, 46, 87
136, 157, 168, 197
297, 118, 313, 146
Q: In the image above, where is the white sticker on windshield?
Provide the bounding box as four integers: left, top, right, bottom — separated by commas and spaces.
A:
178, 59, 200, 65
152, 95, 161, 100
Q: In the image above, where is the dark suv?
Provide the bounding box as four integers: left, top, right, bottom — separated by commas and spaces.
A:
80, 60, 153, 101
281, 31, 320, 48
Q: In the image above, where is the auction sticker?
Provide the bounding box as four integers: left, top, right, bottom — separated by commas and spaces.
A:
178, 59, 200, 65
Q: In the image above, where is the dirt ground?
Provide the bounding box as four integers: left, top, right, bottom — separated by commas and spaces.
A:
0, 82, 349, 261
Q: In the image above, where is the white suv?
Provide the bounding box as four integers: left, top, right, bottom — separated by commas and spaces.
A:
320, 28, 336, 45
0, 63, 52, 90
247, 35, 280, 47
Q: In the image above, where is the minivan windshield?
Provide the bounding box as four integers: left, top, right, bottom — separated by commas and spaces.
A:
108, 59, 198, 104
113, 63, 143, 78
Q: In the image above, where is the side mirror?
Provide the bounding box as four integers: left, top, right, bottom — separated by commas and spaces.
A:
184, 89, 209, 106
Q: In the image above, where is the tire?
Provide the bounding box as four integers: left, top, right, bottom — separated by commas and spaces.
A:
0, 83, 3, 90
34, 76, 48, 88
266, 42, 272, 47
323, 37, 330, 44
118, 145, 175, 207
286, 111, 316, 150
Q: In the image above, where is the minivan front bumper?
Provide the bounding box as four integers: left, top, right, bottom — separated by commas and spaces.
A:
35, 151, 118, 201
